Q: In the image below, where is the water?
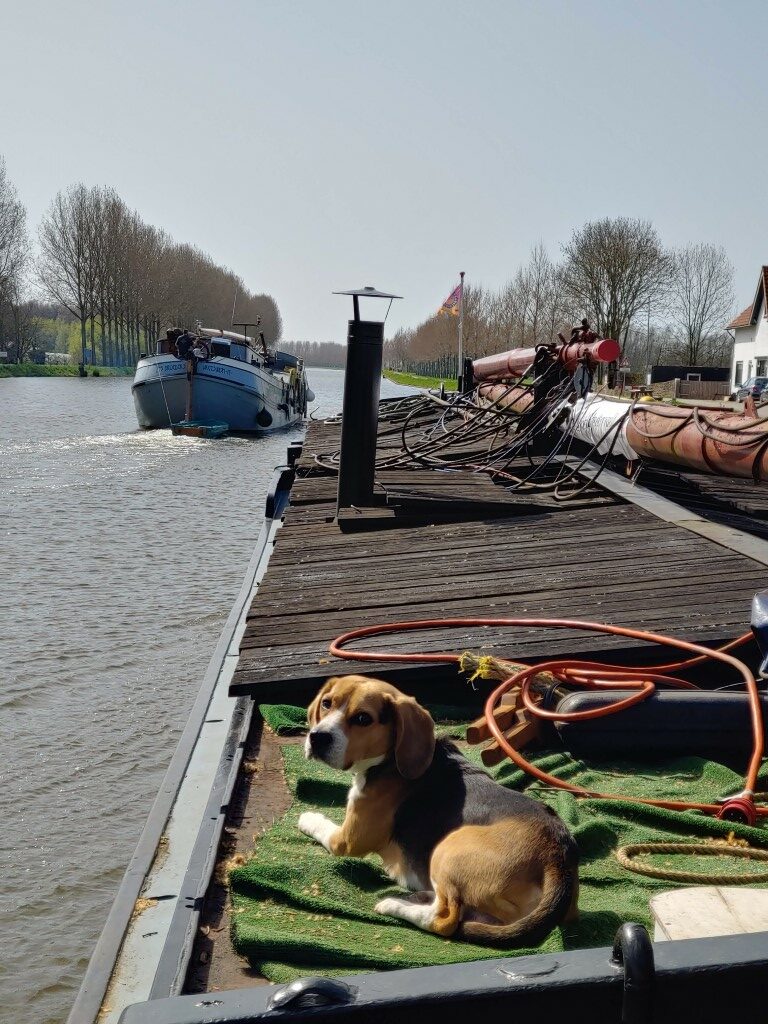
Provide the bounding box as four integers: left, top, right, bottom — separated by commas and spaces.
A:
0, 369, 413, 1024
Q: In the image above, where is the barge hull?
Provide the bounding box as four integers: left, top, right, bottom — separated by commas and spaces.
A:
132, 357, 304, 433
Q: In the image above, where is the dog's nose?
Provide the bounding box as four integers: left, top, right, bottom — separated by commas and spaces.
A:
309, 730, 333, 756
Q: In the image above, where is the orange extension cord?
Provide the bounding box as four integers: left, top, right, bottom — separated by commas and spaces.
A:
329, 618, 765, 823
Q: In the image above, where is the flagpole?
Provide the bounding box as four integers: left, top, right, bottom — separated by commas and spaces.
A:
457, 270, 465, 386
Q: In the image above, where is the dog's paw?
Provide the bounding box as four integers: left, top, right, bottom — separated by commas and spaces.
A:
375, 897, 402, 916
297, 811, 338, 850
298, 811, 326, 837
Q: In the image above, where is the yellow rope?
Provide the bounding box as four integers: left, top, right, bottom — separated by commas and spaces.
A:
616, 842, 768, 884
459, 651, 553, 685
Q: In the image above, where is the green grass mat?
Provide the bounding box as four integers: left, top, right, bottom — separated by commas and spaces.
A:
259, 703, 470, 736
233, 711, 768, 982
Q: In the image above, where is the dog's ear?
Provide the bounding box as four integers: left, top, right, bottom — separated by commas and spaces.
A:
307, 678, 336, 728
392, 695, 435, 779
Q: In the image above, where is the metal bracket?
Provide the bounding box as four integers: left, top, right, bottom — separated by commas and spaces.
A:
610, 923, 655, 1024
751, 590, 768, 678
266, 977, 358, 1012
573, 361, 593, 398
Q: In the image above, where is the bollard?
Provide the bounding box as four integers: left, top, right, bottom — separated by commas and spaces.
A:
337, 318, 384, 510
333, 286, 402, 516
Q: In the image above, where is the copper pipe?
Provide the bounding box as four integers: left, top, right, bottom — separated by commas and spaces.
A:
626, 403, 768, 480
472, 337, 620, 382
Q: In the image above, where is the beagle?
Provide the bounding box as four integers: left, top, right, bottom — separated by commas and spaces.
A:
298, 675, 578, 945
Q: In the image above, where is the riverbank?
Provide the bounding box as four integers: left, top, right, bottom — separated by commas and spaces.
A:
0, 363, 135, 378
383, 369, 455, 388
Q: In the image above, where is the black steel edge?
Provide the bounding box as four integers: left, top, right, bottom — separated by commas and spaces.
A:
265, 464, 295, 520
119, 929, 768, 1024
149, 695, 253, 999
67, 514, 281, 1024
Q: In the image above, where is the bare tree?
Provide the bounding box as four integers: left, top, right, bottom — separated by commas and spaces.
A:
38, 180, 281, 368
561, 218, 670, 345
0, 156, 29, 306
37, 185, 98, 364
6, 296, 41, 362
668, 243, 734, 365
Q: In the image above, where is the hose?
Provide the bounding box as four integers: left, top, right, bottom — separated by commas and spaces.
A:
329, 617, 765, 821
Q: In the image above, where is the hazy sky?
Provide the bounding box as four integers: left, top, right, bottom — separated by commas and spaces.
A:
2, 0, 766, 340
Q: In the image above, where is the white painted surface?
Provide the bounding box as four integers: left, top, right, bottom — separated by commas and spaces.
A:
652, 887, 768, 941
731, 296, 768, 390
566, 396, 639, 460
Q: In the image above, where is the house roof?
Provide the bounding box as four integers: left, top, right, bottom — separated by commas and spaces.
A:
728, 266, 768, 329
728, 304, 754, 329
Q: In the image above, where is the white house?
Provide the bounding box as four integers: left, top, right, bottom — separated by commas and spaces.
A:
728, 266, 768, 391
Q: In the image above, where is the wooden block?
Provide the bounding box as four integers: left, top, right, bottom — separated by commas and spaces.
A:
480, 741, 510, 768
466, 697, 520, 745
479, 711, 539, 766
505, 714, 540, 750
651, 887, 768, 942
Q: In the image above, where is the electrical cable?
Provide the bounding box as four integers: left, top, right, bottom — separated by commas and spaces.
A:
329, 618, 765, 822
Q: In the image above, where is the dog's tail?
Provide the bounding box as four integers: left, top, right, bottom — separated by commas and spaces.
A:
458, 853, 577, 948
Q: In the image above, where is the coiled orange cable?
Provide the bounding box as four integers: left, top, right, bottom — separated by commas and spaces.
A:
329, 619, 765, 821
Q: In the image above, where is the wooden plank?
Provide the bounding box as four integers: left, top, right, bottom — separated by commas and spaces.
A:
651, 888, 768, 941
229, 412, 768, 702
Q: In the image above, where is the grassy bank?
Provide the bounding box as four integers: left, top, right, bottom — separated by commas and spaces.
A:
384, 369, 456, 389
0, 363, 135, 378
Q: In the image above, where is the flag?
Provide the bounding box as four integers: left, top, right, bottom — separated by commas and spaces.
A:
438, 282, 462, 317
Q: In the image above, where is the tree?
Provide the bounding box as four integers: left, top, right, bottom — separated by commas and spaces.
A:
37, 185, 99, 364
35, 182, 283, 367
0, 156, 28, 308
6, 296, 41, 363
668, 243, 734, 365
561, 218, 670, 345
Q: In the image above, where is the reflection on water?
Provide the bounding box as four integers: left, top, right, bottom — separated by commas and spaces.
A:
0, 370, 412, 1023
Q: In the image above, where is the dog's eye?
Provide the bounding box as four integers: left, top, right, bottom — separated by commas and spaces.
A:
320, 697, 332, 710
350, 712, 373, 727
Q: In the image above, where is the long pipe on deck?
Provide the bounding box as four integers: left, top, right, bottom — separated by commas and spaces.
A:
476, 382, 534, 413
474, 383, 768, 481
626, 401, 768, 479
198, 326, 254, 344
568, 396, 768, 480
472, 337, 620, 382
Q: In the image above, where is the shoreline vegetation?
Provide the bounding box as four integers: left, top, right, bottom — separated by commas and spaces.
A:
0, 157, 282, 368
384, 369, 455, 389
0, 362, 134, 378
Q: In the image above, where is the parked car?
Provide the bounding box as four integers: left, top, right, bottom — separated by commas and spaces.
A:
736, 376, 768, 402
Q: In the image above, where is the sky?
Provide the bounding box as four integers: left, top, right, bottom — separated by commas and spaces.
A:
1, 0, 767, 341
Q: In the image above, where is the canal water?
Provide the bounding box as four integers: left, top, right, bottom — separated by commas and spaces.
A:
0, 369, 413, 1024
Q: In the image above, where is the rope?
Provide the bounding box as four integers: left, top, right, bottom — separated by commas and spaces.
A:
155, 364, 174, 427
616, 842, 768, 884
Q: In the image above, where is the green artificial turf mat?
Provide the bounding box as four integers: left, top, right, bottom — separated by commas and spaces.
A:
232, 709, 768, 982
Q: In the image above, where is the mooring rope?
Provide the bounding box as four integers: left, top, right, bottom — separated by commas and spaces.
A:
615, 842, 768, 884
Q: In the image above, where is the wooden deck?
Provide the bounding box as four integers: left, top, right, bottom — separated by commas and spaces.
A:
230, 409, 766, 702
638, 464, 768, 540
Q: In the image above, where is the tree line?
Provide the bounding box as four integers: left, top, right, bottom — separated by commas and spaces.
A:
285, 340, 346, 367
0, 156, 281, 365
386, 219, 736, 377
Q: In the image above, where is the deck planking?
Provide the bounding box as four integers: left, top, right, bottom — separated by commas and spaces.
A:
230, 410, 767, 702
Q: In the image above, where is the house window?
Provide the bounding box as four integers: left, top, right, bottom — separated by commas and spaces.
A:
686, 373, 701, 381
757, 358, 767, 376
735, 362, 744, 385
